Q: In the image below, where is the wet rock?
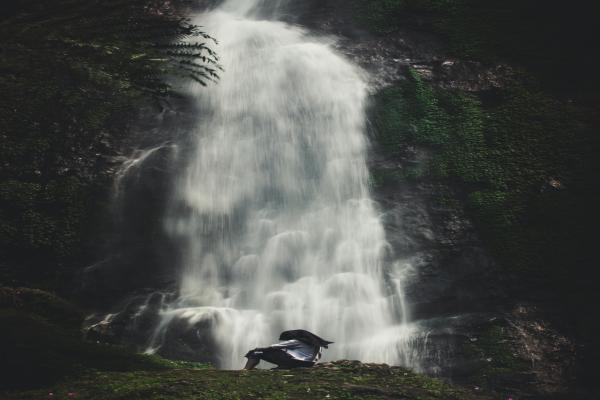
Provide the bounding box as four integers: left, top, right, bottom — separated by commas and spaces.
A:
80, 98, 196, 306
84, 291, 171, 348
153, 316, 221, 365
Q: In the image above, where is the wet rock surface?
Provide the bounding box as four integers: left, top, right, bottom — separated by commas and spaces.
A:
78, 97, 197, 305
80, 2, 580, 398
282, 2, 579, 398
281, 0, 516, 92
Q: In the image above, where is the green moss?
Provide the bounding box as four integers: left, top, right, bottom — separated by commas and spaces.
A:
0, 0, 217, 289
3, 362, 492, 400
0, 287, 83, 327
370, 168, 405, 189
0, 289, 492, 398
0, 177, 91, 286
464, 324, 530, 390
0, 287, 210, 391
373, 69, 598, 387
370, 68, 598, 308
371, 70, 487, 183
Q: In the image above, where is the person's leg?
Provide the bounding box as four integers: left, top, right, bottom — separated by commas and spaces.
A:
243, 357, 260, 370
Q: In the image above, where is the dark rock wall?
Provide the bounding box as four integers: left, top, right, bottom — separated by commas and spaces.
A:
8, 1, 591, 398
272, 1, 594, 398
82, 2, 593, 398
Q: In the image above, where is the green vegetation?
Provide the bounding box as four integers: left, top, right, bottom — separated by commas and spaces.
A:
0, 287, 204, 390
2, 0, 598, 397
361, 0, 599, 391
0, 0, 218, 290
463, 323, 530, 392
370, 68, 599, 393
369, 65, 600, 393
371, 69, 598, 291
1, 288, 490, 399
4, 362, 492, 400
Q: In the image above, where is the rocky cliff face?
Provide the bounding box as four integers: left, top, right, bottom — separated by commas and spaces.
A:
79, 1, 593, 399
258, 2, 584, 398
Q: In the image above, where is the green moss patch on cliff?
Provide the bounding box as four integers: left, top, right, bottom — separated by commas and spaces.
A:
3, 361, 493, 400
462, 323, 531, 392
369, 67, 598, 394
371, 69, 598, 283
0, 287, 208, 391
359, 0, 599, 387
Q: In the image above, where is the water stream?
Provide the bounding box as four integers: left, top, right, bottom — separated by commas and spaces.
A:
143, 0, 417, 369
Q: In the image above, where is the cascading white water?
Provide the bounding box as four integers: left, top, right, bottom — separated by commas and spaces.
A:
149, 0, 417, 369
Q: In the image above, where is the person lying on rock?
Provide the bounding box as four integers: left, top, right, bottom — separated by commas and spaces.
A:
243, 329, 333, 370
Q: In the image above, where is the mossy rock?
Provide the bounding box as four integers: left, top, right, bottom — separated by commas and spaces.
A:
0, 287, 83, 327
462, 323, 530, 389
3, 361, 493, 400
368, 68, 598, 387
370, 67, 597, 280
0, 287, 207, 390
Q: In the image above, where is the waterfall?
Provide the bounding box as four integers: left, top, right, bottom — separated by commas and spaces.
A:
147, 0, 416, 369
